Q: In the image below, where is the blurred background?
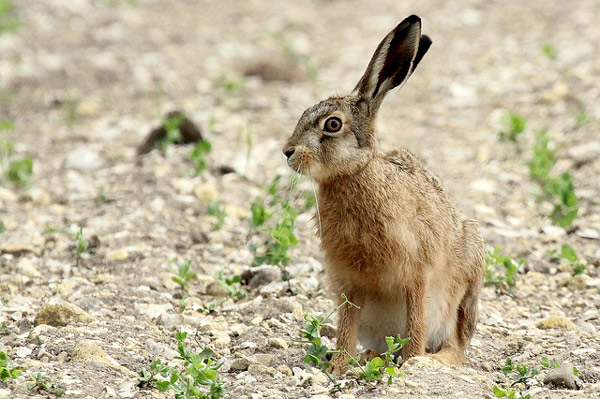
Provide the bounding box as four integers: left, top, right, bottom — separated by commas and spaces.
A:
0, 0, 599, 397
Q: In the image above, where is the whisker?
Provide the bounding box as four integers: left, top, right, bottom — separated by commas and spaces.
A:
308, 169, 322, 237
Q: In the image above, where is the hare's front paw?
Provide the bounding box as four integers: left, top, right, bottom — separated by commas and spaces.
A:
329, 353, 348, 376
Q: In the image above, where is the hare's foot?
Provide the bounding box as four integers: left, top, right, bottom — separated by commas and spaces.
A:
428, 345, 465, 366
329, 353, 349, 375
360, 349, 380, 362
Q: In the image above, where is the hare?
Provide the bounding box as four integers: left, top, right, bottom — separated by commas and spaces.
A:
282, 15, 485, 374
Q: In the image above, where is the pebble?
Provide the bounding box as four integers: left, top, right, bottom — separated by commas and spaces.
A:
64, 148, 104, 171
540, 225, 566, 241
16, 257, 41, 278
268, 337, 289, 351
242, 265, 281, 288
194, 183, 218, 203
106, 249, 129, 261
231, 357, 251, 371
536, 316, 576, 330
206, 281, 230, 297
543, 362, 580, 390
34, 299, 95, 326
576, 228, 600, 240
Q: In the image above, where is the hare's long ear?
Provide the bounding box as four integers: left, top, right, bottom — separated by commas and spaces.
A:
353, 15, 432, 110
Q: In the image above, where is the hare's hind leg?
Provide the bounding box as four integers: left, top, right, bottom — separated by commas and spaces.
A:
431, 220, 484, 366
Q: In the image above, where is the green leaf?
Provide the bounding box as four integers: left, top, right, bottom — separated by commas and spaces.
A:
7, 157, 33, 187
493, 385, 507, 397
560, 244, 578, 263
502, 359, 514, 376
156, 380, 171, 392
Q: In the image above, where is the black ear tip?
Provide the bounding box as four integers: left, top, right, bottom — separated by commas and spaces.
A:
420, 35, 433, 49
405, 14, 422, 24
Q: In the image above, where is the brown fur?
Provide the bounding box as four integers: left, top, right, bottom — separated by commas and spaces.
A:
283, 16, 485, 374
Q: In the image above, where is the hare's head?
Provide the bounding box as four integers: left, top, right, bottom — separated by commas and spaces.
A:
283, 15, 431, 182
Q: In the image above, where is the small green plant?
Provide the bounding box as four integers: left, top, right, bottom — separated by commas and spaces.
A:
154, 113, 184, 152
216, 271, 245, 299
45, 227, 89, 264
501, 358, 539, 386
217, 73, 244, 96
551, 244, 586, 276
500, 111, 527, 142
0, 350, 22, 382
528, 130, 555, 183
7, 157, 33, 187
350, 335, 410, 385
191, 140, 212, 175
207, 201, 226, 230
27, 372, 65, 397
0, 221, 4, 233
250, 176, 299, 268
137, 332, 225, 399
250, 197, 273, 228
540, 357, 559, 369
574, 110, 589, 127
171, 259, 197, 292
0, 0, 20, 34
297, 294, 358, 385
485, 247, 524, 292
74, 228, 89, 261
528, 130, 579, 228
542, 43, 557, 60
492, 385, 531, 399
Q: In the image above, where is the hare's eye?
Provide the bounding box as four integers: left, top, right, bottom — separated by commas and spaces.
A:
324, 117, 342, 133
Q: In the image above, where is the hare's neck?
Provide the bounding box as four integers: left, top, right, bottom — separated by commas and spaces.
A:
317, 158, 389, 213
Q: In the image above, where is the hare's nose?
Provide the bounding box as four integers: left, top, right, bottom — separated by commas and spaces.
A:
284, 148, 295, 159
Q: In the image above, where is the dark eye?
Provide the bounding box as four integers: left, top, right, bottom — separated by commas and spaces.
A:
324, 117, 342, 133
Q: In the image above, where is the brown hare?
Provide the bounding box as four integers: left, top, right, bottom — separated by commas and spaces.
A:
283, 15, 485, 374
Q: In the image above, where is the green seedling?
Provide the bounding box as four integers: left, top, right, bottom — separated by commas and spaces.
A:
216, 271, 245, 299
0, 321, 8, 334
74, 228, 89, 261
207, 201, 226, 230
0, 221, 4, 234
540, 357, 559, 369
350, 335, 410, 385
138, 332, 225, 399
528, 130, 579, 228
500, 111, 526, 142
551, 244, 586, 276
542, 44, 557, 60
492, 385, 531, 399
154, 113, 184, 152
171, 259, 196, 292
27, 372, 65, 397
250, 197, 273, 228
297, 294, 358, 386
485, 247, 524, 292
0, 350, 22, 382
574, 111, 589, 127
45, 227, 89, 264
191, 140, 212, 175
0, 0, 20, 34
501, 358, 539, 386
218, 73, 244, 96
7, 158, 33, 187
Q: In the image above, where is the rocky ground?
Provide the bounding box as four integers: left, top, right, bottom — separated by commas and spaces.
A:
1, 0, 600, 398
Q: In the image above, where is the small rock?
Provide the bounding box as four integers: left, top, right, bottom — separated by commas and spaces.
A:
268, 337, 289, 351
540, 225, 566, 241
73, 339, 132, 376
276, 365, 293, 376
536, 316, 576, 330
65, 147, 104, 171
469, 178, 497, 194
134, 303, 173, 319
543, 362, 580, 390
400, 356, 443, 371
568, 141, 600, 165
157, 313, 184, 329
106, 249, 128, 261
248, 364, 276, 375
34, 300, 95, 327
205, 281, 230, 297
230, 357, 250, 371
15, 346, 32, 358
576, 228, 600, 240
241, 265, 281, 288
194, 183, 218, 203
16, 257, 41, 278
0, 244, 41, 256
249, 354, 274, 367
577, 322, 597, 334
